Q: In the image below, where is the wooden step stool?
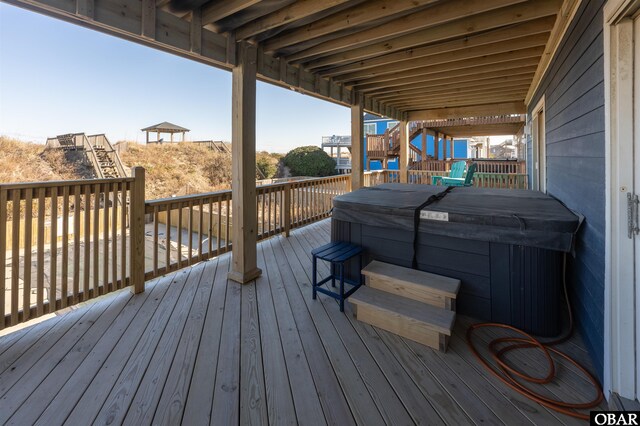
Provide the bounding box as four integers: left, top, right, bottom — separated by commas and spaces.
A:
350, 260, 460, 351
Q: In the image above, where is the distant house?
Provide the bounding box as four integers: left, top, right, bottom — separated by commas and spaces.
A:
363, 114, 469, 171
322, 114, 472, 172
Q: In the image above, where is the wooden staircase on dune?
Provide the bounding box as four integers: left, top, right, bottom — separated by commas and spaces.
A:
349, 260, 460, 352
45, 133, 128, 179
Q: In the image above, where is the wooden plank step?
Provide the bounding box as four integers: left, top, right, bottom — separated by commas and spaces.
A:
349, 286, 455, 352
362, 261, 460, 310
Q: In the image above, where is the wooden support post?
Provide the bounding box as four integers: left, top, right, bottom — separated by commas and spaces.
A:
145, 131, 149, 144
443, 136, 448, 160
229, 41, 262, 284
130, 167, 145, 294
399, 120, 409, 183
351, 97, 364, 190
421, 128, 427, 164
435, 132, 441, 161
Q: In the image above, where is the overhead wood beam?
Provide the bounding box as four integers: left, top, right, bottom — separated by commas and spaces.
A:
235, 0, 352, 40
399, 121, 409, 183
297, 0, 562, 68
354, 57, 541, 91
314, 16, 555, 75
76, 0, 94, 19
331, 34, 549, 83
342, 46, 545, 86
141, 0, 155, 38
393, 92, 528, 108
351, 97, 364, 190
262, 0, 441, 53
284, 0, 524, 62
388, 95, 529, 111
429, 124, 525, 137
375, 77, 534, 101
525, 0, 582, 104
190, 9, 202, 54
201, 0, 261, 26
229, 41, 262, 284
407, 102, 527, 120
362, 67, 538, 95
379, 83, 533, 103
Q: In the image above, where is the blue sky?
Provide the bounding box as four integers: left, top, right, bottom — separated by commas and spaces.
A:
0, 3, 352, 153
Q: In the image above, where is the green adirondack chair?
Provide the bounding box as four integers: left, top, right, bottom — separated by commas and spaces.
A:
431, 161, 466, 185
442, 162, 477, 187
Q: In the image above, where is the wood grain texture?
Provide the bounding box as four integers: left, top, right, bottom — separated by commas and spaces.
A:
0, 220, 605, 424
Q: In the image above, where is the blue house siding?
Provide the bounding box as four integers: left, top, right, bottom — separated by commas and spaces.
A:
527, 0, 605, 379
453, 140, 468, 159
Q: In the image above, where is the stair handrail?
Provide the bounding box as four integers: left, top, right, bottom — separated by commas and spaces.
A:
87, 134, 128, 178
81, 134, 106, 179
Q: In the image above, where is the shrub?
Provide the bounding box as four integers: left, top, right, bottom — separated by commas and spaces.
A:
283, 146, 336, 177
256, 151, 281, 179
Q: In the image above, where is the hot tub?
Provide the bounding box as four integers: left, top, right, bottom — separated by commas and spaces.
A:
331, 183, 581, 337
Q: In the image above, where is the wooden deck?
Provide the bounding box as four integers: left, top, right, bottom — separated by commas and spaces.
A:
0, 219, 605, 425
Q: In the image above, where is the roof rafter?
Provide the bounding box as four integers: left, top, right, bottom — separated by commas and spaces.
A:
262, 0, 441, 53
235, 0, 353, 40
332, 34, 548, 83
296, 0, 562, 68
314, 16, 555, 75
284, 0, 525, 62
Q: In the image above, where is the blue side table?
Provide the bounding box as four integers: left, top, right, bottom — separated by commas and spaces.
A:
311, 242, 364, 312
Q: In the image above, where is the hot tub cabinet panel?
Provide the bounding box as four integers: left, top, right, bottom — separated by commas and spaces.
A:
332, 184, 578, 337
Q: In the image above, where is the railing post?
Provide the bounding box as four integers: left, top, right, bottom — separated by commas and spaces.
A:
130, 167, 145, 294
283, 182, 291, 237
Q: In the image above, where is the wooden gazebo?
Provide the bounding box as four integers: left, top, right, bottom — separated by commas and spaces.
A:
141, 121, 190, 143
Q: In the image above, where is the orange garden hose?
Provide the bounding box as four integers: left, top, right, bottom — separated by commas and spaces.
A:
465, 254, 604, 420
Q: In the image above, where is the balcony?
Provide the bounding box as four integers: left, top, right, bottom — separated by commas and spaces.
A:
0, 217, 606, 424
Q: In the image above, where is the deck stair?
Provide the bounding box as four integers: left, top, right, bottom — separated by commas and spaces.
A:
349, 260, 460, 351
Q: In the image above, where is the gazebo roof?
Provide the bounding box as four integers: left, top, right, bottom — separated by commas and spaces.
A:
141, 122, 190, 133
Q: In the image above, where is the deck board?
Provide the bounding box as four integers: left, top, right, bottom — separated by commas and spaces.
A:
0, 219, 605, 425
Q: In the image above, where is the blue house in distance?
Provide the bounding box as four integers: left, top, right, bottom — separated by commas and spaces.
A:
363, 113, 469, 170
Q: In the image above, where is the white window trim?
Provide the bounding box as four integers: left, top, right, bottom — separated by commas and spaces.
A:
531, 96, 546, 193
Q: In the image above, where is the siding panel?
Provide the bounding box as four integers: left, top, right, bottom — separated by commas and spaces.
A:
527, 0, 606, 380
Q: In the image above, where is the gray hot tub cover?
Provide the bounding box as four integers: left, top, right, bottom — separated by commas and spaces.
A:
332, 183, 582, 253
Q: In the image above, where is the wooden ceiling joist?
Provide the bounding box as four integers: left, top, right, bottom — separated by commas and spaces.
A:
378, 83, 533, 104
261, 0, 441, 53
408, 102, 527, 120
354, 58, 541, 92
7, 0, 570, 126
314, 16, 555, 75
328, 33, 550, 82
283, 0, 525, 62
428, 123, 525, 137
201, 0, 262, 26
392, 91, 529, 109
234, 0, 353, 40
294, 0, 562, 68
361, 67, 539, 95
342, 46, 545, 86
374, 77, 535, 101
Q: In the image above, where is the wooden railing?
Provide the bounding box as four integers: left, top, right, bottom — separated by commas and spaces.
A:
0, 172, 144, 329
1, 166, 527, 329
411, 159, 526, 174
143, 174, 350, 280
407, 170, 528, 189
